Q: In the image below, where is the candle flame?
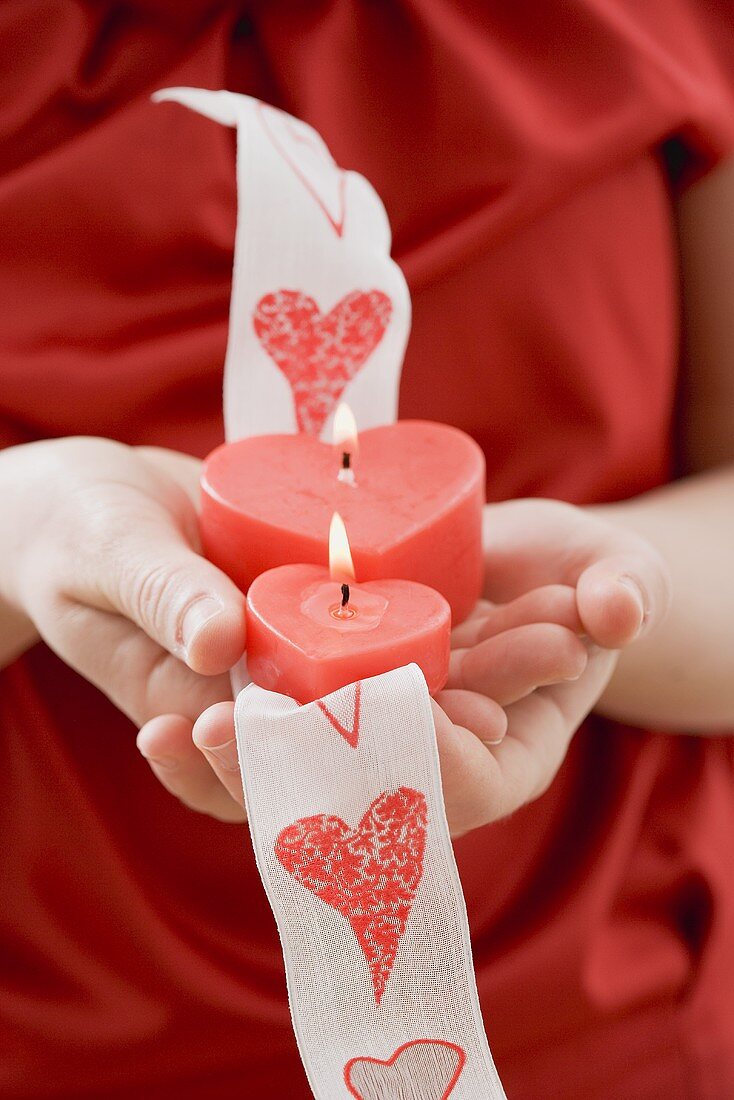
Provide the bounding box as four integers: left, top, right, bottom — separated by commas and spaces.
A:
333, 402, 359, 456
329, 512, 356, 583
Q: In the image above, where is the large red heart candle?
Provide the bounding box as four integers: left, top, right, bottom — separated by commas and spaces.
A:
201, 419, 484, 624
245, 515, 450, 703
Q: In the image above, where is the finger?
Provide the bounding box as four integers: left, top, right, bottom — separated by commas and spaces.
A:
576, 552, 672, 648
451, 585, 582, 648
193, 702, 245, 808
481, 499, 670, 608
462, 599, 495, 623
434, 647, 617, 836
137, 714, 245, 822
434, 689, 507, 746
431, 700, 504, 836
60, 486, 246, 675
44, 602, 232, 726
481, 499, 608, 600
488, 646, 618, 812
448, 623, 588, 704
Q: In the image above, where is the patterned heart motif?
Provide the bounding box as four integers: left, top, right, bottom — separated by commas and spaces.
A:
344, 1039, 467, 1100
275, 788, 427, 1004
258, 102, 346, 235
252, 289, 392, 436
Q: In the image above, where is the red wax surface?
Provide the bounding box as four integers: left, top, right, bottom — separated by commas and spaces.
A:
201, 420, 485, 624
246, 564, 451, 703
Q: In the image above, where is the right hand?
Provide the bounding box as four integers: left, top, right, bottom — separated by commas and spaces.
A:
0, 436, 247, 820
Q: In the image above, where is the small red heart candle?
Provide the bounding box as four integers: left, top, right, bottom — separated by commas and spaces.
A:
201, 418, 484, 624
246, 515, 450, 703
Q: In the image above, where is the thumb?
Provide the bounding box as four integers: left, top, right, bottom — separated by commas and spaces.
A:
111, 534, 246, 674
576, 550, 672, 649
70, 484, 246, 675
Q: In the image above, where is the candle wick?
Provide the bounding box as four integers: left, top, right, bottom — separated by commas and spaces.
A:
337, 450, 356, 486
341, 583, 350, 608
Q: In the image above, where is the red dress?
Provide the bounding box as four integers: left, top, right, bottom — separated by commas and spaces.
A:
2, 2, 734, 1096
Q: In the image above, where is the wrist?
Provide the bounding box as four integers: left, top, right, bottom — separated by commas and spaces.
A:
0, 459, 36, 664
0, 441, 56, 609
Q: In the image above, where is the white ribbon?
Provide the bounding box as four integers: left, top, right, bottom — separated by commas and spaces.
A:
236, 667, 505, 1100
153, 87, 410, 443
154, 88, 505, 1099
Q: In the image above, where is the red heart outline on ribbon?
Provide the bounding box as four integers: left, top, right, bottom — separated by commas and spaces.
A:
316, 681, 362, 749
257, 101, 346, 236
344, 1039, 467, 1100
275, 787, 427, 1003
252, 288, 392, 436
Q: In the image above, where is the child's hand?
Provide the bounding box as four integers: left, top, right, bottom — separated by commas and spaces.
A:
183, 589, 590, 827
431, 499, 671, 834
180, 499, 670, 835
0, 437, 247, 821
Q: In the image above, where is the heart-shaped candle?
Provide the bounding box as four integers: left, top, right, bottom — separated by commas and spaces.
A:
201, 419, 484, 624
246, 563, 450, 703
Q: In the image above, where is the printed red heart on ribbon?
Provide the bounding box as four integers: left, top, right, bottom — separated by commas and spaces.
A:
252, 289, 392, 436
344, 1039, 467, 1100
275, 787, 427, 1004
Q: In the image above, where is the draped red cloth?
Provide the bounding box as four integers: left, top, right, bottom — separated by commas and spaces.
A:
2, 2, 734, 1096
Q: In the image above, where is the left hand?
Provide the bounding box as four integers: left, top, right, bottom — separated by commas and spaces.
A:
138, 499, 670, 835
432, 499, 671, 833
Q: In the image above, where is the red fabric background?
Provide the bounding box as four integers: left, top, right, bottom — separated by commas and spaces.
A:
2, 2, 734, 1096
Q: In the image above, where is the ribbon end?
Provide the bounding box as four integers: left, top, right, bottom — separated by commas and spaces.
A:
152, 86, 244, 127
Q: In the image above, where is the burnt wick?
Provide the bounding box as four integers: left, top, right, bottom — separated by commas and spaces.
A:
341, 583, 350, 608
337, 450, 356, 486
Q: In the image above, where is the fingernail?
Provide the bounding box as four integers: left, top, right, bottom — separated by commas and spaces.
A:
484, 711, 508, 747
202, 740, 239, 772
617, 575, 646, 636
180, 596, 224, 655
448, 649, 467, 691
